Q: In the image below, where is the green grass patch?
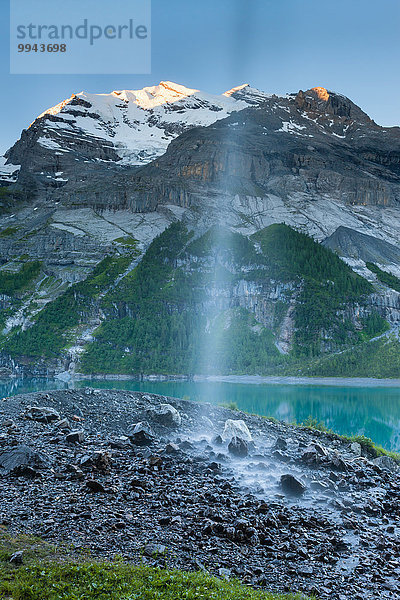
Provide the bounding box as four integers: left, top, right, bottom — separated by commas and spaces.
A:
0, 531, 57, 567
339, 434, 400, 462
299, 415, 332, 433
0, 561, 309, 600
0, 532, 310, 600
297, 416, 400, 462
114, 236, 140, 251
219, 401, 239, 411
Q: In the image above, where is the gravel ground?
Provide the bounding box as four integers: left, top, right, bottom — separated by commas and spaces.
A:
1, 388, 400, 599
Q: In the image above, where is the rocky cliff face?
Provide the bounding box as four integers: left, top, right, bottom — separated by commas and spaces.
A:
126, 89, 400, 212
4, 84, 400, 213
3, 83, 400, 252
323, 226, 400, 264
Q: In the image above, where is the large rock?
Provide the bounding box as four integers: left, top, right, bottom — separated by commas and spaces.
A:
350, 442, 362, 456
274, 437, 288, 451
66, 430, 85, 444
148, 403, 182, 428
79, 451, 111, 473
25, 406, 60, 423
144, 543, 166, 557
9, 551, 24, 565
86, 479, 106, 493
301, 443, 328, 465
373, 455, 399, 473
228, 436, 249, 458
0, 445, 47, 476
222, 419, 252, 442
128, 422, 154, 446
280, 474, 306, 496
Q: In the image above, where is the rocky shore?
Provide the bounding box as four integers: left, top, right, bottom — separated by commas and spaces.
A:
0, 388, 399, 599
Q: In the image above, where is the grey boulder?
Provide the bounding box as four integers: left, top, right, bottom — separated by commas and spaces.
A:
280, 474, 306, 496
128, 422, 154, 446
148, 404, 182, 428
0, 445, 48, 476
66, 430, 85, 444
228, 436, 249, 458
25, 406, 60, 423
373, 455, 399, 473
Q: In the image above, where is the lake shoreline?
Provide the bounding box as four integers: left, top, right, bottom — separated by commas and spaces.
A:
194, 374, 400, 388
64, 372, 400, 388
2, 373, 399, 451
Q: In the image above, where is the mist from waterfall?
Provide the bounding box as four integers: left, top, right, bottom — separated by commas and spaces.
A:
192, 121, 247, 401
195, 224, 231, 392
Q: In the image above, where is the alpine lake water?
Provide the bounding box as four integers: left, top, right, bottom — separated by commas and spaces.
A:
2, 377, 400, 452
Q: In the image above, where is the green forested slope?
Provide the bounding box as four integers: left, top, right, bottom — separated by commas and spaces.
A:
252, 224, 374, 356
1, 222, 392, 376
80, 223, 381, 375
298, 336, 400, 378
3, 255, 132, 358
366, 261, 400, 292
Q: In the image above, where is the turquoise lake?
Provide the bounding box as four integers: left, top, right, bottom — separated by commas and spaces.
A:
2, 378, 400, 451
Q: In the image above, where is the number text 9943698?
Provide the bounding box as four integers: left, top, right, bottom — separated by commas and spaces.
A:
18, 44, 66, 52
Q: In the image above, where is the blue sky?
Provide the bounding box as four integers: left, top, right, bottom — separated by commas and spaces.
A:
1, 0, 400, 153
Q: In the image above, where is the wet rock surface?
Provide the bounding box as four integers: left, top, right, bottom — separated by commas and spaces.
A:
0, 388, 399, 599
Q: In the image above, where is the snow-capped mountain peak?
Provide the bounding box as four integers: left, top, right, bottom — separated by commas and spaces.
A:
6, 81, 257, 172
36, 95, 76, 120
35, 80, 245, 123
224, 83, 251, 97
2, 81, 386, 193
35, 81, 200, 120
113, 81, 199, 109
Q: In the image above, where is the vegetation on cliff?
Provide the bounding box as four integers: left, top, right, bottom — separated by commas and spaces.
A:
252, 224, 374, 356
0, 222, 392, 376
4, 255, 132, 358
81, 223, 381, 375
366, 261, 400, 293
0, 260, 41, 294
81, 223, 282, 374
298, 335, 400, 379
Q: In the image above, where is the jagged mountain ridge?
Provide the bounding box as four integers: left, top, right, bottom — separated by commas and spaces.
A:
0, 81, 269, 191
2, 82, 400, 240
128, 87, 400, 211
3, 82, 400, 264
3, 83, 400, 207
